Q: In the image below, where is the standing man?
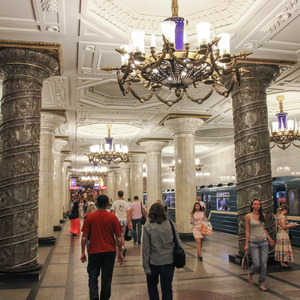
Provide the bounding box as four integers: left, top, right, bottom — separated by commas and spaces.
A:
130, 195, 147, 245
81, 195, 124, 300
197, 195, 206, 209
111, 190, 132, 257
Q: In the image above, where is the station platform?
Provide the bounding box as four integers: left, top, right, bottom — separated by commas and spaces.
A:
0, 220, 300, 300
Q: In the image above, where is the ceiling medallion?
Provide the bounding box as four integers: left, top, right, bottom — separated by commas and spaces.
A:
269, 95, 300, 150
101, 0, 251, 106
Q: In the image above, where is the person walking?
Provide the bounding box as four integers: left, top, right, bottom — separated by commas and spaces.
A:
245, 198, 275, 291
142, 203, 182, 300
81, 195, 124, 300
190, 202, 205, 261
111, 190, 132, 257
130, 195, 146, 245
69, 201, 81, 236
275, 204, 297, 267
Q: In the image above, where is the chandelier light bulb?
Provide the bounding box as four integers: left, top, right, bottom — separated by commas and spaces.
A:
120, 45, 130, 65
151, 33, 156, 48
196, 22, 211, 45
161, 21, 176, 44
287, 119, 294, 131
131, 30, 145, 53
217, 33, 231, 55
195, 158, 200, 165
272, 122, 279, 132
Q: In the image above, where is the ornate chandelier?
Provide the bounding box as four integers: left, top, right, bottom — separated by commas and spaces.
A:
169, 158, 203, 172
101, 0, 251, 106
269, 95, 300, 150
88, 124, 130, 165
83, 165, 110, 178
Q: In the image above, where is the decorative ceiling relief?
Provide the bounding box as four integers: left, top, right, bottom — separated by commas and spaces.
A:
41, 0, 58, 12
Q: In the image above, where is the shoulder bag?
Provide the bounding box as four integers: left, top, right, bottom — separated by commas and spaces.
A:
169, 220, 186, 268
201, 220, 213, 235
141, 202, 146, 225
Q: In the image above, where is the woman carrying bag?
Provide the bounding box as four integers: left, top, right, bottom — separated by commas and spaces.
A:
142, 203, 183, 300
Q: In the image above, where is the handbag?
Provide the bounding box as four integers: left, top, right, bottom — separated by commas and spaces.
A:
124, 226, 132, 241
169, 220, 186, 268
201, 220, 213, 235
241, 251, 249, 271
141, 202, 146, 225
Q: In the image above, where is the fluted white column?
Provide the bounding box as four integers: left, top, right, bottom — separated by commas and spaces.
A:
114, 168, 122, 199
38, 112, 65, 242
106, 172, 115, 202
140, 140, 169, 210
53, 138, 68, 227
131, 154, 145, 202
165, 118, 204, 233
121, 163, 131, 201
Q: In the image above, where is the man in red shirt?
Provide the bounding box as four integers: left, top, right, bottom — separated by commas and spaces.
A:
81, 195, 123, 300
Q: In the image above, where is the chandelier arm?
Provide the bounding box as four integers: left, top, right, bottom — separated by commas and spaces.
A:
193, 45, 211, 64
129, 87, 154, 103
214, 79, 234, 97
186, 86, 214, 104
292, 140, 300, 148
155, 90, 185, 106
117, 70, 130, 96
209, 50, 223, 76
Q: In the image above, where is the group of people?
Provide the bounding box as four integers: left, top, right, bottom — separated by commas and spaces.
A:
79, 192, 182, 300
67, 189, 296, 299
244, 199, 297, 291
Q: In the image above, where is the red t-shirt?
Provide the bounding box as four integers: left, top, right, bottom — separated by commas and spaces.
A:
81, 209, 123, 254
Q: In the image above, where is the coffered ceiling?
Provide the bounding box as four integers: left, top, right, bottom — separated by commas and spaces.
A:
1, 0, 300, 176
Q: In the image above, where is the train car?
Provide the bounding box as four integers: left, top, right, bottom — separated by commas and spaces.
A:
196, 176, 300, 247
163, 189, 176, 222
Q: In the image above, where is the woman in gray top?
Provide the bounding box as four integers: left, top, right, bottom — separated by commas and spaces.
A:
142, 203, 182, 300
245, 199, 275, 291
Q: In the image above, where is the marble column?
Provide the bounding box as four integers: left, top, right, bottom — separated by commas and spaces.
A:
229, 62, 280, 255
38, 112, 65, 244
106, 172, 115, 202
165, 118, 204, 233
0, 42, 61, 271
53, 138, 68, 229
114, 168, 122, 200
131, 154, 145, 202
121, 164, 131, 201
61, 157, 71, 214
140, 140, 169, 210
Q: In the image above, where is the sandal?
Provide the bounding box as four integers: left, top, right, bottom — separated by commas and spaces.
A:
258, 285, 268, 291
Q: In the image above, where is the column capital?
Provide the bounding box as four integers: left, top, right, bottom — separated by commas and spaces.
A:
131, 154, 145, 163
41, 112, 65, 134
120, 163, 131, 170
54, 138, 68, 152
140, 140, 170, 153
165, 117, 204, 135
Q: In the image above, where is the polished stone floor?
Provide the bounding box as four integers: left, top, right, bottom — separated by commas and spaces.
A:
1, 220, 300, 300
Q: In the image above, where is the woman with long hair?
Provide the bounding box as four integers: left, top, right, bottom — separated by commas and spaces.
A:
245, 199, 275, 291
69, 201, 81, 236
275, 204, 297, 267
190, 202, 206, 261
142, 203, 182, 300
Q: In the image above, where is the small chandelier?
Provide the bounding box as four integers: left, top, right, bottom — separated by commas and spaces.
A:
101, 0, 251, 106
88, 124, 130, 165
83, 165, 110, 178
169, 158, 203, 172
269, 95, 300, 150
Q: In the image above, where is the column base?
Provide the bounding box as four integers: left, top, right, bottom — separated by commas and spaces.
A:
38, 236, 56, 246
60, 219, 66, 224
53, 225, 62, 231
0, 261, 43, 281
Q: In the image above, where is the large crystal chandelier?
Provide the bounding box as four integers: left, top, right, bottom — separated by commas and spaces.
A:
101, 0, 251, 106
83, 165, 110, 178
88, 124, 129, 165
269, 95, 300, 150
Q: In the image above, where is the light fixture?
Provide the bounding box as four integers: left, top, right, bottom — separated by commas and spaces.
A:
269, 95, 300, 150
83, 164, 110, 178
169, 159, 203, 171
88, 124, 130, 165
101, 0, 251, 106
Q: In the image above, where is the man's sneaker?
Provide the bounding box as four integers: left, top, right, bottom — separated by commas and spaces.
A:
133, 241, 137, 245
122, 248, 127, 257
